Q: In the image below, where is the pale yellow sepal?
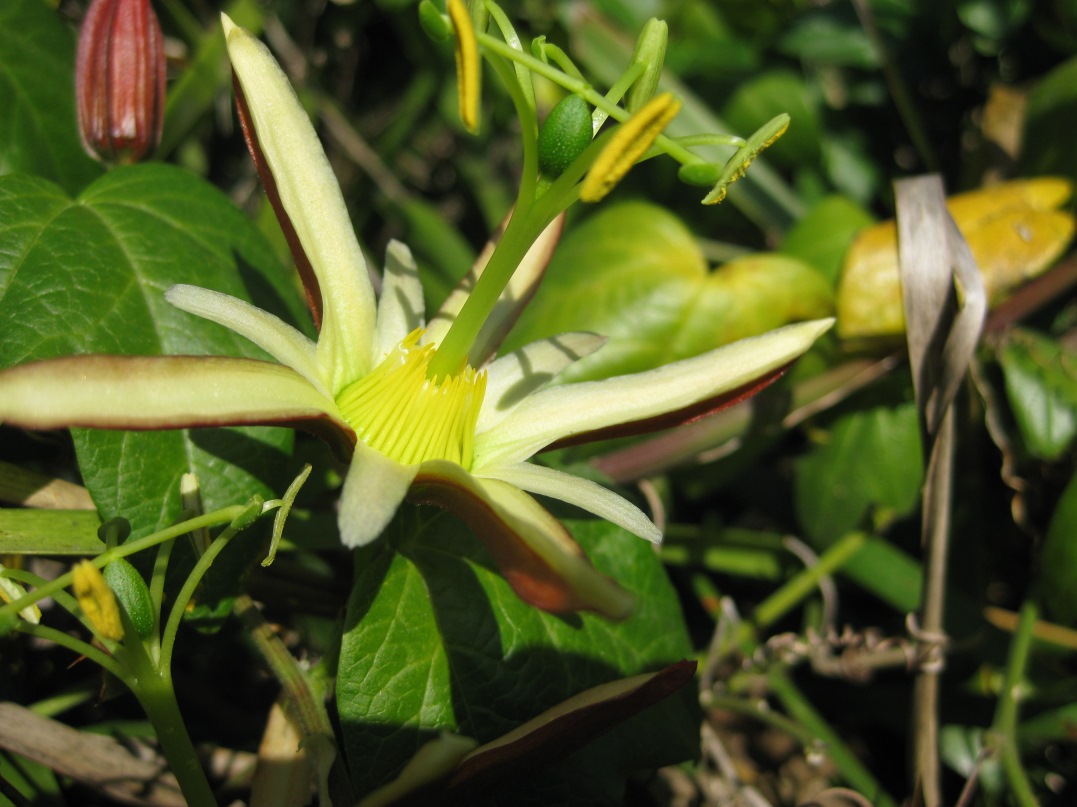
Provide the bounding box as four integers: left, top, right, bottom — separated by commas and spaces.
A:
448, 0, 481, 133
580, 93, 681, 202
221, 13, 377, 394
72, 560, 123, 642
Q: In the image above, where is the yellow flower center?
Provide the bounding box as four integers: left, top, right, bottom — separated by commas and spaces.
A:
335, 329, 487, 468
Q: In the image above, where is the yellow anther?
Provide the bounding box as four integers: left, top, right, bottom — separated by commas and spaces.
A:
72, 560, 123, 642
580, 93, 681, 203
448, 0, 480, 133
335, 330, 487, 468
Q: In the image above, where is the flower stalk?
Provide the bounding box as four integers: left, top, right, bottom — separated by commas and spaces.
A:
0, 499, 272, 806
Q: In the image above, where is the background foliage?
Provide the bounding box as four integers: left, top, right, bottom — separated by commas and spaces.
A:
3, 0, 1077, 804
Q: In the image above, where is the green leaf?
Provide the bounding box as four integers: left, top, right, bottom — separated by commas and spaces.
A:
505, 201, 833, 382
1039, 469, 1077, 624
0, 165, 307, 537
795, 404, 923, 547
0, 0, 102, 193
999, 328, 1077, 461
338, 511, 695, 802
0, 509, 102, 555
1022, 55, 1077, 182
721, 70, 822, 169
957, 0, 1030, 43
777, 7, 878, 68
782, 195, 875, 286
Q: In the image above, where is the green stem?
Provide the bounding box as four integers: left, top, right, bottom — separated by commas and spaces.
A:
0, 506, 248, 623
768, 668, 898, 807
752, 532, 867, 632
484, 50, 540, 207
159, 508, 256, 675
16, 622, 124, 679
703, 691, 823, 748
426, 203, 548, 378
234, 595, 333, 738
477, 33, 700, 167
121, 637, 218, 807
990, 601, 1041, 807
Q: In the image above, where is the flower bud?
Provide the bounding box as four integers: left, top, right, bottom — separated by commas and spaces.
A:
76, 0, 166, 164
626, 19, 668, 113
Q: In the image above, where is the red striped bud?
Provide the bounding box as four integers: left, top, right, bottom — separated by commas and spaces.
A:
76, 0, 165, 164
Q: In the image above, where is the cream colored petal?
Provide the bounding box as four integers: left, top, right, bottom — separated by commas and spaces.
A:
411, 461, 635, 619
476, 318, 834, 468
338, 442, 419, 548
374, 240, 425, 361
424, 214, 564, 364
165, 285, 327, 396
223, 15, 376, 393
481, 462, 661, 543
0, 355, 343, 432
478, 332, 606, 434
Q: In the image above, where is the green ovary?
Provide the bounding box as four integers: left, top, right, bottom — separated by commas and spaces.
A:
335, 329, 487, 468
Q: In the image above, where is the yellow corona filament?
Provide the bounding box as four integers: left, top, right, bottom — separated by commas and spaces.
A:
72, 560, 123, 642
448, 0, 480, 133
335, 330, 487, 468
580, 93, 681, 203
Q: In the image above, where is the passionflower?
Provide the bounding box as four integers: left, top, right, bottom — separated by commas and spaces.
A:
0, 17, 832, 619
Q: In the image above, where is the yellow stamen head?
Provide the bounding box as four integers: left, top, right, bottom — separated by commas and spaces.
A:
72, 560, 124, 642
335, 330, 487, 468
580, 93, 681, 203
448, 0, 480, 133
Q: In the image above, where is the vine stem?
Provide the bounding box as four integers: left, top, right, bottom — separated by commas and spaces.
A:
989, 601, 1040, 807
0, 506, 248, 623
122, 639, 219, 806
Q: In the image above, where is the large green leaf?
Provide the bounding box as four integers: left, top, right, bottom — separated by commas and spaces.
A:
721, 70, 823, 169
781, 195, 875, 286
1022, 55, 1077, 183
338, 511, 696, 802
506, 201, 833, 382
795, 404, 923, 547
0, 165, 308, 536
0, 0, 102, 193
1038, 469, 1077, 623
998, 328, 1077, 461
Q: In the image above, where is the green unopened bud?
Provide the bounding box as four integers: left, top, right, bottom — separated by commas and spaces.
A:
103, 558, 155, 640
76, 0, 166, 165
626, 19, 668, 113
538, 95, 593, 178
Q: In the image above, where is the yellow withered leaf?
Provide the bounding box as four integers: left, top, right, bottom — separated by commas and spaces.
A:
837, 177, 1075, 339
